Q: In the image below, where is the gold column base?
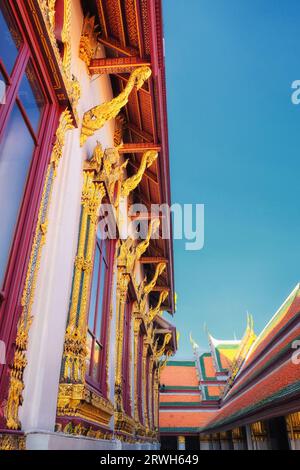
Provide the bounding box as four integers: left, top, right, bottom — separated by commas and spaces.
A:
0, 433, 26, 450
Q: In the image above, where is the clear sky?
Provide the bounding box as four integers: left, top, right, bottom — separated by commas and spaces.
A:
162, 0, 300, 358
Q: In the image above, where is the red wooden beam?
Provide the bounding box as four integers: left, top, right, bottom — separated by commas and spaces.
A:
140, 257, 168, 264
126, 122, 153, 142
98, 37, 138, 57
89, 57, 151, 75
118, 143, 161, 154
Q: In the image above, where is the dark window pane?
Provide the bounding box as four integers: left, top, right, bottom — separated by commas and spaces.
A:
96, 257, 107, 339
88, 244, 100, 331
86, 332, 93, 375
0, 4, 22, 75
0, 104, 35, 286
18, 62, 45, 135
0, 71, 6, 105
92, 342, 100, 381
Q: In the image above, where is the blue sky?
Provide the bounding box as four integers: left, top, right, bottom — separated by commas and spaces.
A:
162, 0, 300, 358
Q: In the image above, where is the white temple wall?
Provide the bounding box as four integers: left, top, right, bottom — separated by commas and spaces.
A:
26, 432, 120, 451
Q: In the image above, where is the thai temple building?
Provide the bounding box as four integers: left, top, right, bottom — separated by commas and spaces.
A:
160, 285, 300, 450
0, 0, 177, 450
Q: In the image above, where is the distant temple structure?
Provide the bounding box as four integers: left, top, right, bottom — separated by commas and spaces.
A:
160, 285, 300, 450
0, 0, 177, 450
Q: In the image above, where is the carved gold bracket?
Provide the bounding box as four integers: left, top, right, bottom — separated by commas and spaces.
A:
147, 290, 169, 324
80, 66, 151, 146
143, 262, 166, 296
79, 15, 99, 69
120, 150, 158, 198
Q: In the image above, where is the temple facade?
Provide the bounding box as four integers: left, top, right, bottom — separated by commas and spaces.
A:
0, 0, 177, 450
160, 285, 300, 450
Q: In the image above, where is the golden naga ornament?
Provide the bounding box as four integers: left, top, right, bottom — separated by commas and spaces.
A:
80, 66, 152, 146
143, 262, 166, 296
148, 290, 169, 324
79, 15, 99, 69
100, 147, 128, 205
118, 218, 160, 273
86, 140, 104, 173
121, 150, 158, 197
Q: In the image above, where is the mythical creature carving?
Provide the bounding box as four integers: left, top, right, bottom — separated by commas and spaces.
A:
135, 218, 160, 261
100, 147, 128, 205
86, 141, 104, 173
121, 150, 158, 197
117, 218, 160, 273
147, 290, 169, 324
143, 262, 166, 296
80, 66, 151, 145
79, 15, 99, 68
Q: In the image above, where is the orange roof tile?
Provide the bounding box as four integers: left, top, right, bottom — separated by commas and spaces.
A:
160, 394, 201, 403
159, 410, 217, 428
160, 365, 199, 387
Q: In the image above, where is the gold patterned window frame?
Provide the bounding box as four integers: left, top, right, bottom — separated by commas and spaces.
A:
5, 110, 74, 431
57, 144, 117, 429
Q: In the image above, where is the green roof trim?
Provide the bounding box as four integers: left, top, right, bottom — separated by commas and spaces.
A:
227, 335, 300, 400
161, 385, 199, 391
166, 361, 195, 367
214, 344, 239, 373
257, 287, 298, 344
203, 385, 220, 401
160, 401, 201, 407
245, 313, 300, 371
215, 343, 240, 350
160, 427, 201, 433
204, 379, 300, 432
199, 353, 216, 381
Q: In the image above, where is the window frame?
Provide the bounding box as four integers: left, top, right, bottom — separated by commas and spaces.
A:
0, 1, 55, 299
0, 0, 60, 422
137, 331, 144, 423
86, 235, 115, 395
122, 294, 133, 416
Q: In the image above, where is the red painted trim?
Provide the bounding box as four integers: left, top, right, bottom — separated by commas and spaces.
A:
0, 0, 61, 428
152, 364, 155, 427
122, 295, 133, 416
56, 415, 112, 436
147, 0, 175, 313
145, 353, 150, 422
100, 239, 116, 397
137, 331, 144, 423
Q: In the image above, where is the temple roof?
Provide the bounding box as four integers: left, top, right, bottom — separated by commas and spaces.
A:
160, 360, 199, 389
208, 335, 241, 373
160, 286, 300, 435
201, 284, 300, 432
